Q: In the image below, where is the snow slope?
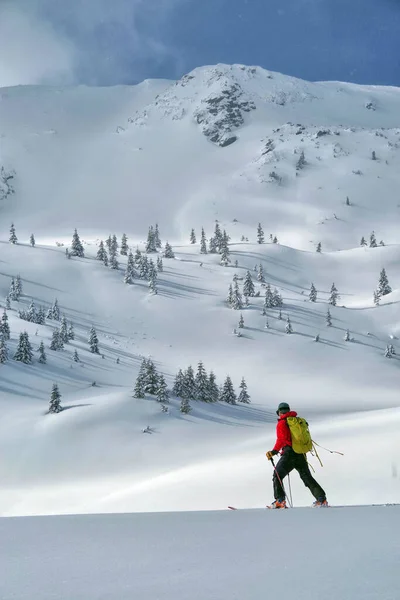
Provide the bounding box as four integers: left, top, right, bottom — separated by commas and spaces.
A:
0, 64, 399, 516
1, 506, 399, 600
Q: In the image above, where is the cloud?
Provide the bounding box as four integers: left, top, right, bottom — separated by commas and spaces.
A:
0, 0, 185, 87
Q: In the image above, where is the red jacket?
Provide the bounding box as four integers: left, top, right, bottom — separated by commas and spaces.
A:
273, 411, 298, 452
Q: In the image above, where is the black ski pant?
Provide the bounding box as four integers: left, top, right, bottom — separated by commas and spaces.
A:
273, 446, 326, 501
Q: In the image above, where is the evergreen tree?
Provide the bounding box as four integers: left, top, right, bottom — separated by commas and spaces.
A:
52, 299, 60, 321
190, 229, 197, 244
65, 248, 70, 259
172, 369, 185, 398
149, 266, 158, 294
60, 316, 69, 343
346, 196, 351, 206
263, 284, 274, 312
214, 223, 223, 251
296, 150, 306, 170
50, 329, 63, 351
15, 275, 23, 299
373, 290, 380, 306
231, 281, 243, 310
163, 242, 175, 258
326, 308, 332, 326
111, 234, 119, 256
220, 243, 230, 267
182, 365, 196, 400
238, 377, 250, 404
156, 375, 169, 403
0, 336, 8, 363
316, 242, 322, 253
278, 309, 282, 320
96, 240, 107, 261
103, 252, 109, 267
105, 235, 112, 251
309, 283, 317, 302
73, 349, 80, 363
133, 361, 146, 398
243, 271, 255, 297
226, 284, 234, 307
200, 228, 207, 254
70, 229, 85, 257
207, 371, 219, 403
1, 310, 10, 340
360, 236, 367, 247
27, 301, 37, 322
88, 326, 100, 354
38, 341, 47, 364
344, 329, 351, 342
139, 255, 149, 279
9, 278, 17, 301
124, 251, 135, 283
265, 318, 270, 329
238, 313, 244, 328
14, 331, 33, 363
257, 264, 265, 282
67, 323, 75, 341
389, 344, 396, 356
157, 256, 163, 272
369, 231, 377, 248
272, 288, 283, 308
30, 234, 36, 247
219, 376, 237, 404
9, 223, 18, 244
154, 223, 162, 249
384, 345, 392, 358
329, 283, 339, 306
195, 361, 209, 402
257, 223, 265, 244
143, 359, 159, 395
285, 316, 293, 334
209, 236, 218, 253
5, 295, 11, 310
134, 247, 142, 264
379, 240, 385, 247
377, 268, 392, 297
120, 233, 128, 256
314, 334, 320, 342
49, 383, 62, 413
109, 253, 119, 270
273, 236, 278, 244
180, 396, 192, 414
146, 226, 157, 253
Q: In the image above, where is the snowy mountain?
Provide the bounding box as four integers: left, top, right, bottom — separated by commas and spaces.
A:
0, 64, 399, 518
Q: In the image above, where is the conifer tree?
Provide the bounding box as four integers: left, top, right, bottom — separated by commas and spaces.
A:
143, 359, 159, 395
60, 316, 69, 344
96, 240, 107, 262
207, 371, 219, 403
0, 336, 8, 363
329, 283, 339, 306
384, 345, 392, 358
163, 242, 175, 258
156, 375, 169, 403
219, 376, 237, 404
316, 242, 322, 253
209, 236, 218, 253
103, 252, 109, 267
66, 323, 74, 341
238, 313, 244, 328
106, 235, 112, 251
309, 283, 317, 302
285, 316, 293, 334
172, 369, 185, 398
180, 396, 192, 414
124, 251, 135, 283
30, 234, 36, 247
232, 281, 243, 310
373, 290, 380, 306
134, 361, 147, 398
190, 229, 197, 244
200, 228, 207, 254
5, 295, 11, 310
360, 236, 367, 247
369, 231, 377, 248
243, 271, 255, 297
226, 284, 234, 307
220, 243, 230, 267
149, 267, 158, 294
194, 361, 209, 402
182, 365, 196, 400
9, 223, 18, 244
377, 268, 392, 297
272, 288, 283, 308
157, 256, 163, 272
154, 224, 162, 249
73, 349, 80, 363
344, 329, 351, 342
278, 309, 282, 320
257, 223, 265, 244
15, 275, 23, 300
14, 331, 33, 363
238, 377, 250, 404
52, 299, 60, 321
50, 329, 63, 351
110, 253, 119, 270
326, 308, 332, 327
1, 310, 10, 340
346, 196, 351, 206
263, 284, 274, 312
88, 326, 100, 354
146, 226, 157, 253
9, 278, 17, 301
120, 233, 128, 256
257, 264, 265, 282
70, 229, 85, 257
214, 223, 223, 251
314, 334, 320, 342
49, 383, 62, 413
111, 234, 119, 256
273, 236, 278, 244
139, 255, 149, 279
38, 341, 47, 364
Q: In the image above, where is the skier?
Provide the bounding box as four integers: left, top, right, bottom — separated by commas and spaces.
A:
266, 402, 328, 509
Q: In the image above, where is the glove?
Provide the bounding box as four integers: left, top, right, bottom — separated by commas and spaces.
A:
266, 450, 277, 460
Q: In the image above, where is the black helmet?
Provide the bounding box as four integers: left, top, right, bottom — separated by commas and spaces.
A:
276, 402, 290, 415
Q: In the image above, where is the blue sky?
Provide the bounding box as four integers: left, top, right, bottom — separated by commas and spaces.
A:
1, 0, 400, 87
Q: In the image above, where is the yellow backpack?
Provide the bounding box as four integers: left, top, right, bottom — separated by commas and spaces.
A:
286, 416, 313, 454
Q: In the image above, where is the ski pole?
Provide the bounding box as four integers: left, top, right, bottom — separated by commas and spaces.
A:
270, 458, 292, 508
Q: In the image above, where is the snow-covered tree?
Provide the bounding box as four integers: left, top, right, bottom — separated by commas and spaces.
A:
238, 377, 250, 404
38, 341, 47, 364
110, 235, 118, 257
88, 326, 100, 354
207, 371, 219, 403
143, 359, 159, 395
238, 313, 244, 328
369, 231, 377, 248
190, 229, 196, 244
214, 222, 223, 251
377, 268, 392, 297
388, 344, 396, 356
209, 236, 218, 254
106, 235, 112, 251
156, 256, 163, 272
30, 234, 36, 247
384, 345, 393, 358
285, 316, 293, 334
257, 223, 265, 244
70, 229, 85, 257
226, 284, 234, 307
134, 248, 142, 264
309, 283, 317, 302
272, 288, 283, 308
231, 281, 243, 310
156, 375, 169, 403
360, 236, 367, 247
180, 396, 192, 414
14, 331, 33, 364
0, 336, 8, 363
219, 376, 237, 404
96, 240, 107, 262
263, 284, 274, 312
50, 328, 63, 351
9, 278, 16, 301
344, 329, 351, 342
373, 290, 380, 306
379, 240, 385, 247
220, 243, 230, 267
182, 365, 196, 400
316, 242, 322, 253
146, 226, 157, 253
133, 360, 147, 398
172, 369, 185, 398
49, 298, 60, 321
154, 223, 162, 249
257, 264, 265, 282
15, 275, 23, 300
243, 271, 255, 297
200, 228, 207, 254
195, 361, 209, 402
149, 264, 158, 294
73, 348, 80, 363
9, 223, 18, 244
346, 196, 351, 206
5, 295, 11, 310
296, 150, 306, 171
1, 310, 10, 340
314, 333, 320, 342
372, 150, 377, 161
67, 323, 75, 341
60, 316, 69, 344
273, 236, 278, 244
120, 233, 128, 256
278, 309, 282, 320
329, 283, 339, 306
49, 383, 62, 413
164, 242, 175, 259
326, 308, 332, 326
